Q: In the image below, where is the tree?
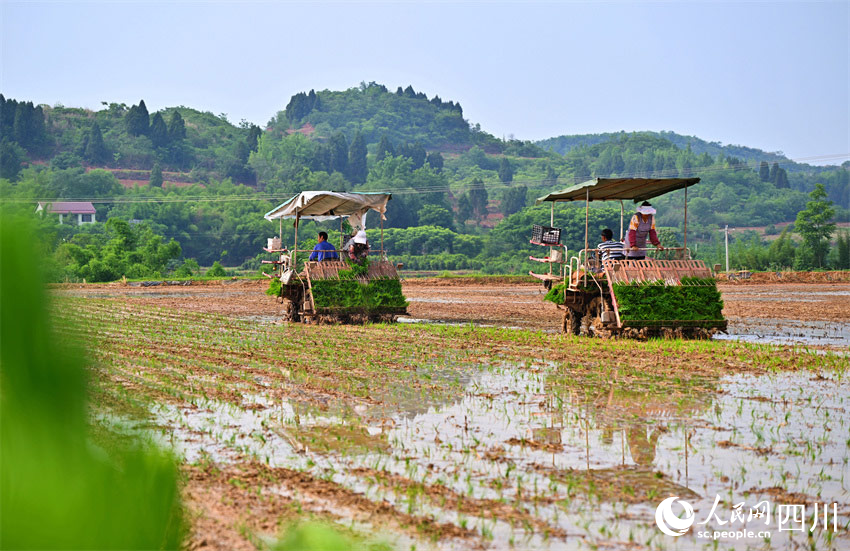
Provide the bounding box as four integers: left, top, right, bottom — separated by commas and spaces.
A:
149, 113, 169, 148
245, 124, 262, 152
426, 151, 444, 173
417, 205, 454, 230
149, 162, 163, 188
167, 111, 186, 141
769, 162, 779, 183
0, 139, 25, 181
407, 142, 426, 169
767, 226, 796, 269
125, 100, 149, 136
498, 157, 513, 184
775, 168, 789, 189
795, 183, 835, 268
500, 185, 527, 216
836, 231, 850, 270
328, 132, 348, 175
311, 143, 331, 173
12, 102, 33, 148
758, 161, 770, 182
84, 122, 109, 164
284, 90, 318, 122
456, 194, 473, 225
347, 132, 367, 184
7, 101, 45, 152
544, 165, 558, 186
376, 135, 394, 162
468, 179, 489, 220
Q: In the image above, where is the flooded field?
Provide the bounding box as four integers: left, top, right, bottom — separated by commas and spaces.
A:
54, 279, 850, 549
59, 279, 850, 346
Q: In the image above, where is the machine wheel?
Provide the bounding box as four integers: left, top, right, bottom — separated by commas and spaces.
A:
282, 298, 301, 322
562, 308, 581, 335
371, 313, 398, 323
579, 297, 601, 336
580, 296, 616, 338
281, 286, 303, 322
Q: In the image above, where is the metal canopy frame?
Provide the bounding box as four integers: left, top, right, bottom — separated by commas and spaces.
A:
535, 177, 701, 204
265, 191, 392, 266
538, 177, 699, 259
535, 177, 701, 287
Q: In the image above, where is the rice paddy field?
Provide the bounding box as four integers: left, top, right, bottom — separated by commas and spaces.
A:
54, 279, 850, 550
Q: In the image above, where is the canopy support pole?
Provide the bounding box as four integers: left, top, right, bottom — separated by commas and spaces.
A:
549, 202, 554, 275
340, 217, 344, 250
584, 188, 589, 286
684, 186, 691, 259
293, 209, 299, 267
619, 200, 624, 241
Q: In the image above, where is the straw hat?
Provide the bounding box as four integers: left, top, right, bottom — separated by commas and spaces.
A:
637, 201, 656, 215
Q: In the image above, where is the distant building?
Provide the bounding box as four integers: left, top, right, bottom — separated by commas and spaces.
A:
35, 202, 97, 225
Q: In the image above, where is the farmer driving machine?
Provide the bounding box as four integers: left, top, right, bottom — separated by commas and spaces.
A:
529, 178, 727, 338
262, 191, 408, 324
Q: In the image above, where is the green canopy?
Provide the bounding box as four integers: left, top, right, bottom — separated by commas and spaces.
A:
536, 177, 701, 204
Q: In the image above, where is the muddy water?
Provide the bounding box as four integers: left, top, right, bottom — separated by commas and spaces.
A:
112, 359, 850, 550
721, 318, 850, 348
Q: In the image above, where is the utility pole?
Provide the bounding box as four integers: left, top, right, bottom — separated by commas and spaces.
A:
724, 225, 730, 273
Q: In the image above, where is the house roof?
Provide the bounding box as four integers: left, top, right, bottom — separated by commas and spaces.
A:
37, 201, 96, 214
536, 177, 701, 204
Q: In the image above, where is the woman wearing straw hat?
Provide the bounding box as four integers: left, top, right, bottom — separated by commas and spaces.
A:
345, 230, 370, 263
626, 202, 663, 260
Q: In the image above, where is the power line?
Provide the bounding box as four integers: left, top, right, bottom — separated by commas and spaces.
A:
3, 151, 847, 205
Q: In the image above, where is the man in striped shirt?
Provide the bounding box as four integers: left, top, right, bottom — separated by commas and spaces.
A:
597, 228, 625, 261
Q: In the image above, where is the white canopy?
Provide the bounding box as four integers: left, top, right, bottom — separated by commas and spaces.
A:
264, 191, 392, 223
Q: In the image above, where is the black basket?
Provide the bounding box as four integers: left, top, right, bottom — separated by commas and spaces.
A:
531, 224, 561, 245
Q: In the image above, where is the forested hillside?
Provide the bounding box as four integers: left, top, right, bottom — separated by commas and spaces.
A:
267, 82, 497, 151
2, 83, 848, 281
538, 131, 819, 171
0, 95, 261, 185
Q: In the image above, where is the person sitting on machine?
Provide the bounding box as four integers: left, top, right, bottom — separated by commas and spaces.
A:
597, 228, 626, 262
627, 202, 663, 260
344, 230, 370, 263
308, 231, 339, 262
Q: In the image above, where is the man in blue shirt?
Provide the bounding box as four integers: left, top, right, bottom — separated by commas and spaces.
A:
309, 231, 339, 261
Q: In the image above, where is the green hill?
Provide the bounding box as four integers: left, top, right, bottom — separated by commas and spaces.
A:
0, 95, 261, 185
2, 85, 848, 277
266, 82, 490, 151
537, 130, 834, 173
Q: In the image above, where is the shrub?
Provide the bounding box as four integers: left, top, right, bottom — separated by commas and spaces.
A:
206, 260, 227, 277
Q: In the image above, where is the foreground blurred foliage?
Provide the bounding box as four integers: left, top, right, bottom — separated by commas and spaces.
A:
0, 216, 184, 549
274, 522, 355, 551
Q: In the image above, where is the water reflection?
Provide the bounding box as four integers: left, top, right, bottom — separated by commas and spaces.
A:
140, 359, 849, 549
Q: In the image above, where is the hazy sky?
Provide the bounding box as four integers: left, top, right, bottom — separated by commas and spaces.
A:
1, 1, 848, 164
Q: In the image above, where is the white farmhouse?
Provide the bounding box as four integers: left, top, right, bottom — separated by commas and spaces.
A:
35, 202, 97, 225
